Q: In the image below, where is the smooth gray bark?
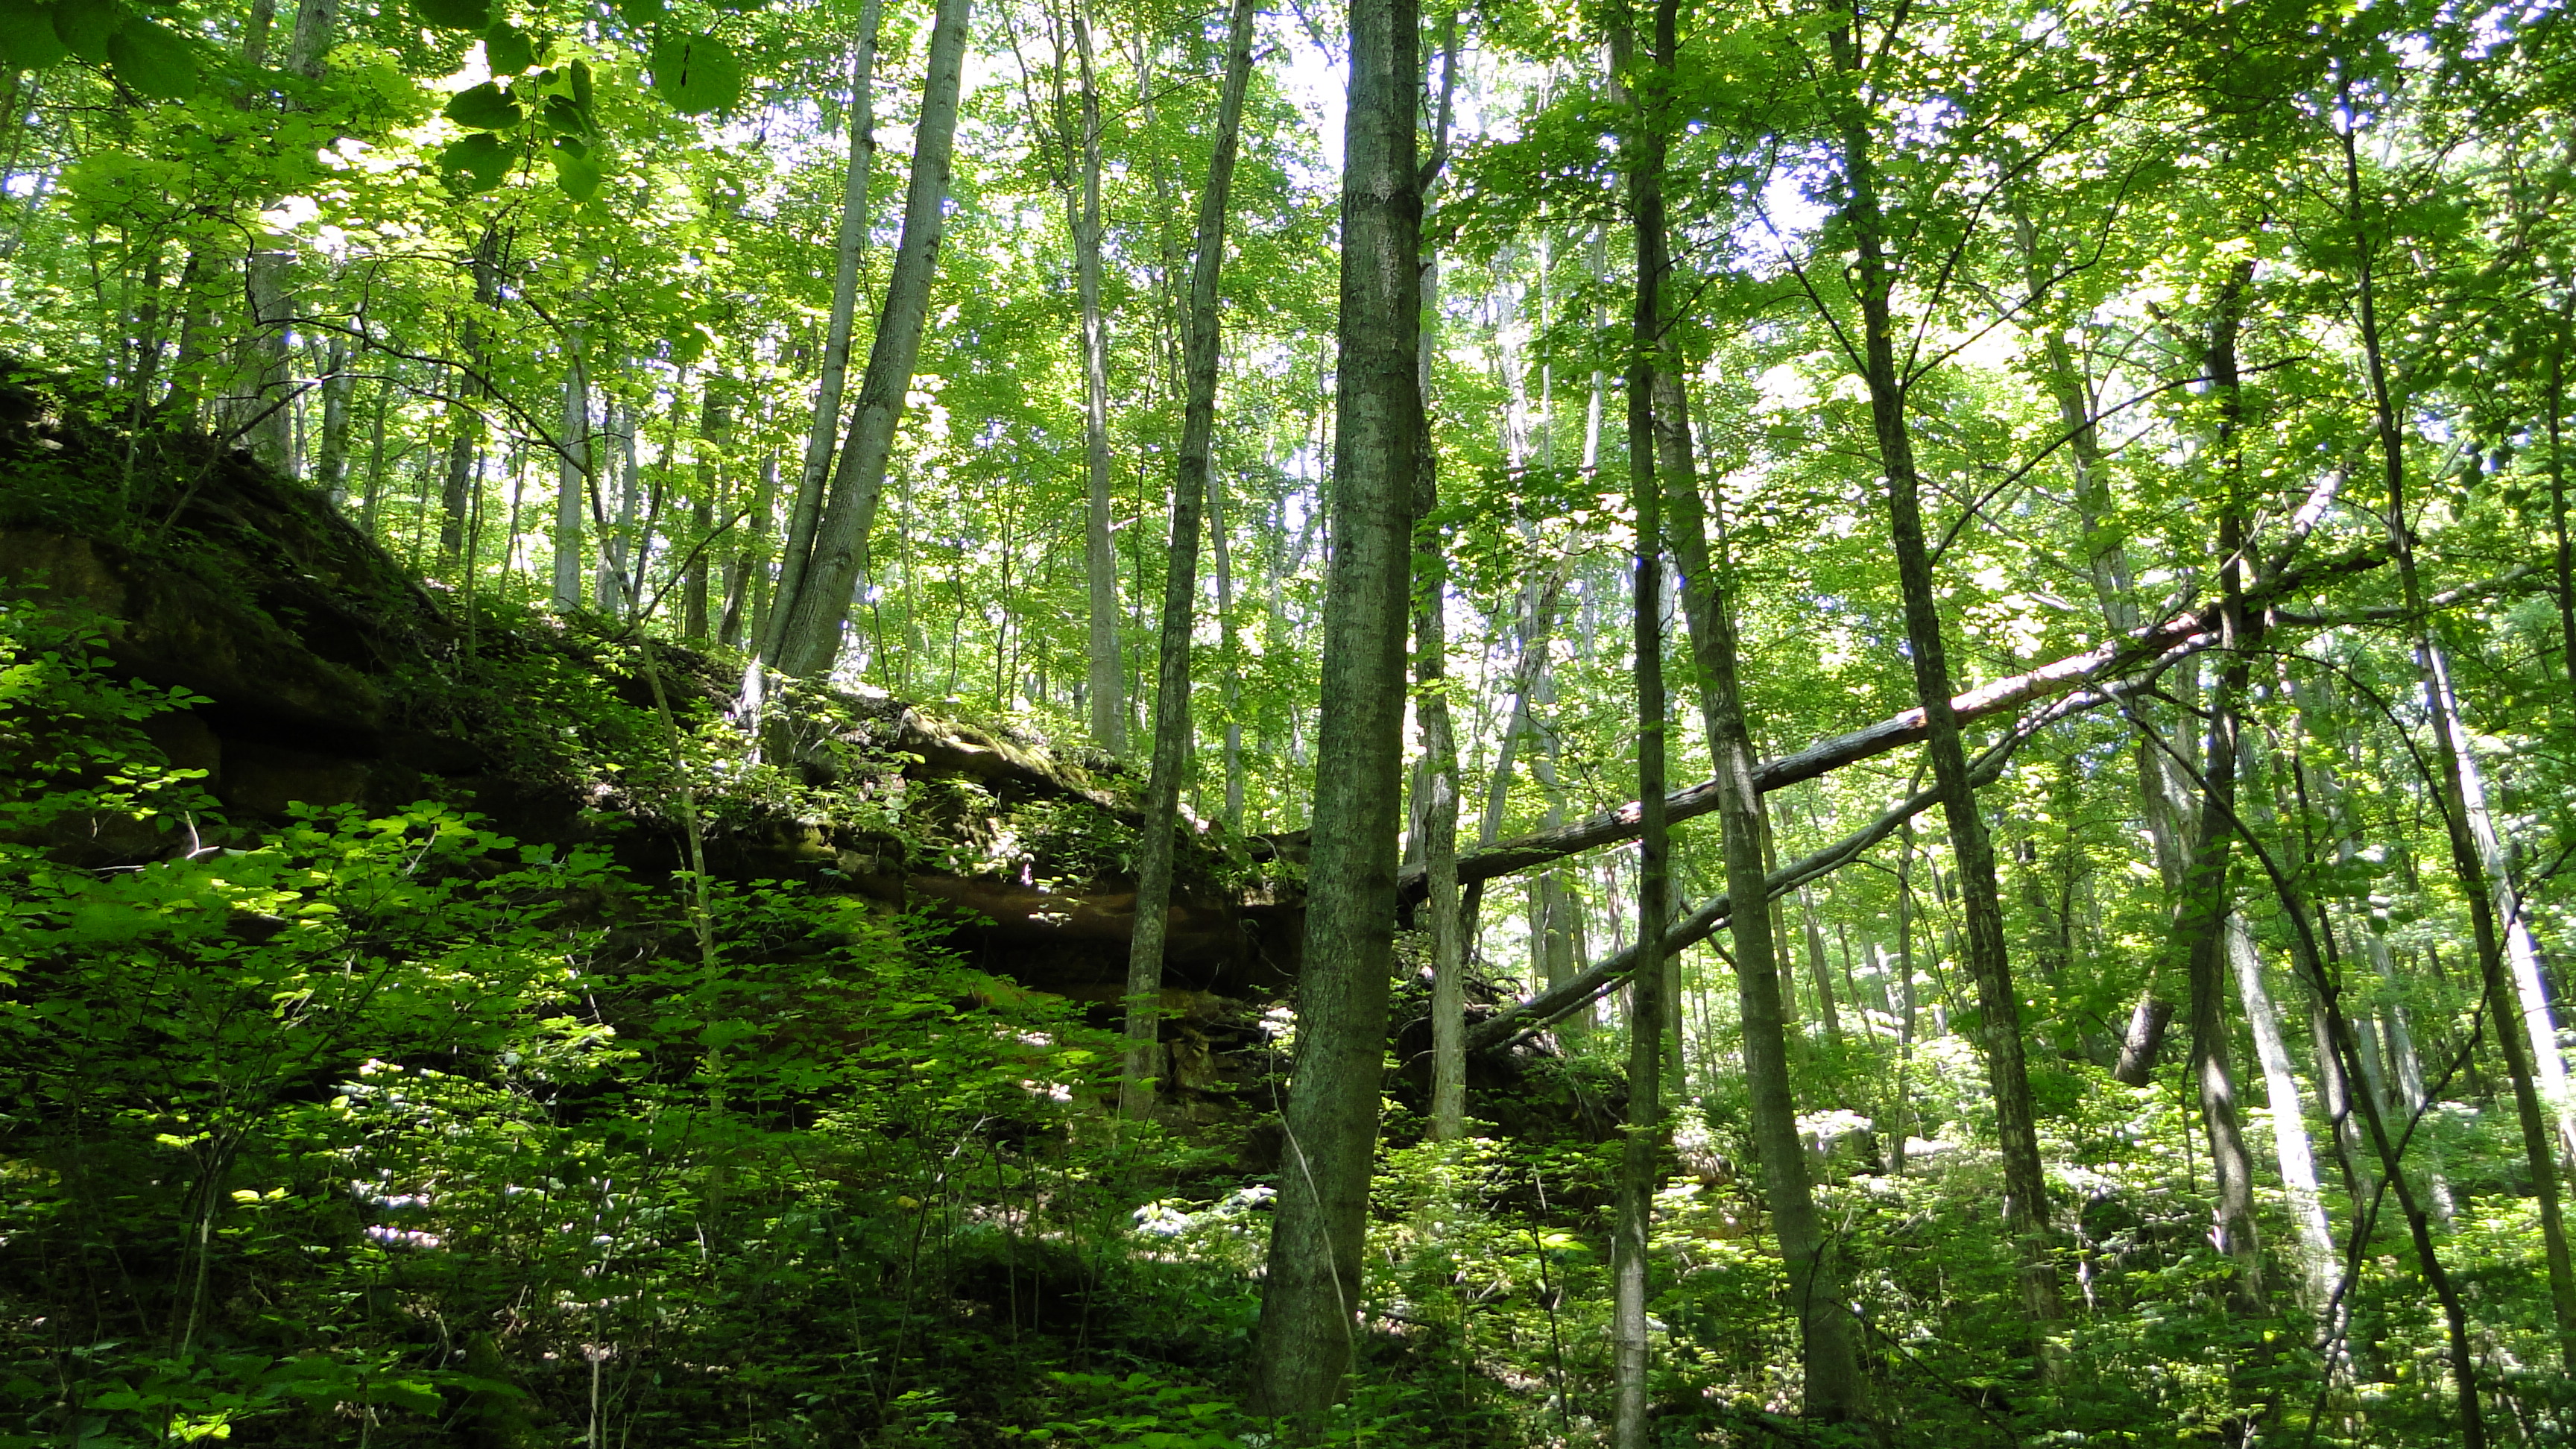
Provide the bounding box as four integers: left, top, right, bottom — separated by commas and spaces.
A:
2427, 642, 2576, 1159
596, 396, 636, 614
227, 241, 294, 471
1831, 13, 2056, 1326
284, 0, 336, 76
1209, 458, 1243, 829
1070, 6, 1128, 755
1249, 0, 1419, 1414
1117, 0, 1257, 1120
2346, 118, 2576, 1375
769, 6, 882, 666
773, 0, 973, 680
1415, 7, 1466, 1146
2228, 914, 2334, 1307
1609, 11, 1670, 1436
314, 336, 353, 505
2169, 267, 2264, 1308
550, 325, 590, 612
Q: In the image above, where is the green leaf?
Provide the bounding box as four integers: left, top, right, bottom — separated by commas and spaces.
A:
616, 0, 665, 24
550, 139, 602, 201
0, 7, 72, 69
539, 94, 588, 136
414, 0, 494, 32
482, 22, 535, 73
364, 1379, 445, 1415
438, 131, 515, 190
648, 33, 739, 115
107, 18, 198, 100
443, 80, 523, 130
50, 0, 119, 63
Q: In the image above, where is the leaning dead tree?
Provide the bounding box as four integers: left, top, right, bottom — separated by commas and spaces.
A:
1406, 543, 2389, 907
1436, 545, 2541, 1046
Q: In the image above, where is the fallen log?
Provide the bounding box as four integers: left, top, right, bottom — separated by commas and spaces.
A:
1410, 545, 2384, 902
1461, 668, 2189, 1050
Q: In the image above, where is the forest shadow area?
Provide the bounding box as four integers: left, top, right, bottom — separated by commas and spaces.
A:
0, 388, 1622, 1447
2, 396, 2568, 1448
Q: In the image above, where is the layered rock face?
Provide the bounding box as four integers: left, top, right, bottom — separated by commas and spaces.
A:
0, 408, 1299, 1013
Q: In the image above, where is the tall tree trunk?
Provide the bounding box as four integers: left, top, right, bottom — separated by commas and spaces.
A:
1831, 13, 2056, 1328
2346, 119, 2576, 1373
1608, 7, 1670, 1439
684, 379, 728, 640
1655, 243, 1869, 1436
357, 388, 388, 533
314, 336, 353, 504
2548, 294, 2575, 694
1582, 227, 1607, 477
285, 0, 337, 75
772, 0, 973, 680
437, 397, 476, 571
769, 4, 882, 664
1416, 8, 1466, 1145
552, 325, 590, 611
1796, 883, 1843, 1042
226, 244, 294, 470
2236, 758, 2490, 1446
2013, 205, 2191, 1086
1249, 0, 1419, 1413
1117, 0, 1257, 1121
1415, 483, 1466, 1140
1209, 452, 1244, 830
721, 449, 777, 648
2228, 914, 2334, 1307
1070, 5, 1128, 754
438, 227, 500, 571
2426, 642, 2576, 1159
1891, 828, 1922, 1172
2291, 680, 2455, 1219
596, 396, 635, 615
220, 0, 339, 474
2168, 265, 2264, 1308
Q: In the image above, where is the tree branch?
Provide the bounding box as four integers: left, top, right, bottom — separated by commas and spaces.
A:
1408, 544, 2387, 901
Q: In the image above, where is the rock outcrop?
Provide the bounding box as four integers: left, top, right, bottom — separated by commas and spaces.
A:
0, 396, 1298, 1008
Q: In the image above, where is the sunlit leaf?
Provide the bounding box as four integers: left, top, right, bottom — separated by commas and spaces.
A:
443, 80, 523, 130
107, 19, 198, 100
540, 94, 589, 136
438, 131, 515, 190
550, 139, 603, 201
482, 21, 535, 74
649, 33, 739, 116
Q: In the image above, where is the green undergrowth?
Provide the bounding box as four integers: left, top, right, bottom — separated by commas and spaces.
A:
6, 590, 2568, 1447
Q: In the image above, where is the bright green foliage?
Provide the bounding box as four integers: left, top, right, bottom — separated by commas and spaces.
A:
0, 604, 1196, 1445
4, 0, 2576, 1436
648, 32, 738, 114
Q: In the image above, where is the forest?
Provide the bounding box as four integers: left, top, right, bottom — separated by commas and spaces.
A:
1, 0, 2573, 1442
